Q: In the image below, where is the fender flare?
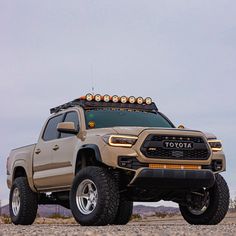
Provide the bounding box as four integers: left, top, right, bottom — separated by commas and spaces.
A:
79, 144, 102, 162
74, 144, 102, 173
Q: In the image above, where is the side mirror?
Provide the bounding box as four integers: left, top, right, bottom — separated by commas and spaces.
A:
178, 124, 185, 129
57, 122, 78, 134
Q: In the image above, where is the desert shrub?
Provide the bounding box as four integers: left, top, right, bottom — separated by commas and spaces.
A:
154, 212, 176, 218
154, 212, 168, 218
2, 214, 11, 224
48, 213, 70, 219
131, 214, 142, 220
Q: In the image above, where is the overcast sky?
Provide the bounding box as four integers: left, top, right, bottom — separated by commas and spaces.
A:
0, 1, 236, 206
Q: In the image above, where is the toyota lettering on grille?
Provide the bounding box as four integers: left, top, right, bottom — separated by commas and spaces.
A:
163, 141, 193, 149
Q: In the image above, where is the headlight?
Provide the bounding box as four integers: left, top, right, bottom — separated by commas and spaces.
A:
208, 139, 222, 152
103, 134, 138, 147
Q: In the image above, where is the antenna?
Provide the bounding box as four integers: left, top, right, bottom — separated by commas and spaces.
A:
91, 64, 95, 95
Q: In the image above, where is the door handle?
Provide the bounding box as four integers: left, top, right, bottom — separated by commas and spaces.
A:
35, 149, 41, 154
53, 145, 59, 151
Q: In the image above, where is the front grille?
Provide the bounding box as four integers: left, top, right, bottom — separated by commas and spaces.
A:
141, 134, 210, 160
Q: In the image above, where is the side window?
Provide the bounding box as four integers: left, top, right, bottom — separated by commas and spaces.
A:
43, 114, 64, 141
61, 111, 79, 138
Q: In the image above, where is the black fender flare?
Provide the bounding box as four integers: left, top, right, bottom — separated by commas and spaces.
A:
75, 144, 102, 173
79, 144, 102, 161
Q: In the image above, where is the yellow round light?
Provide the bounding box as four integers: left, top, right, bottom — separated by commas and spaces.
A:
88, 121, 96, 128
112, 95, 119, 103
128, 96, 136, 104
94, 94, 102, 102
120, 96, 128, 103
85, 93, 93, 101
145, 97, 152, 105
137, 97, 144, 104
103, 94, 110, 102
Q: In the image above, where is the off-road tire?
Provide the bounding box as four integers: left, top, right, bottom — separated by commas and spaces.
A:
9, 177, 38, 225
179, 174, 229, 225
112, 196, 133, 225
70, 166, 119, 226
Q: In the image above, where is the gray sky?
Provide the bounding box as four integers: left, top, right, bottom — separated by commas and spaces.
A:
1, 0, 236, 206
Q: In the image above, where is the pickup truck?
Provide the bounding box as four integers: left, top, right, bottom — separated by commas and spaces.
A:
6, 94, 229, 226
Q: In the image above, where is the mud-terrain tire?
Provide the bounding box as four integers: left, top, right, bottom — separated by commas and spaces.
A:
112, 196, 133, 225
179, 174, 229, 225
9, 177, 38, 225
70, 166, 119, 226
113, 201, 133, 225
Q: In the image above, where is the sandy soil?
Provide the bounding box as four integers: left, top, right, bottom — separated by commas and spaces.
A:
0, 213, 236, 236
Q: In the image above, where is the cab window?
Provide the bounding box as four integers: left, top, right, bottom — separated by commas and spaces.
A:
43, 114, 64, 141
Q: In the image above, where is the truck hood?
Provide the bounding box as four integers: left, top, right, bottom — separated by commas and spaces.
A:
112, 126, 217, 139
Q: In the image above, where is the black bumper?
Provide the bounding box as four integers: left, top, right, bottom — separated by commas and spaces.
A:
131, 169, 215, 189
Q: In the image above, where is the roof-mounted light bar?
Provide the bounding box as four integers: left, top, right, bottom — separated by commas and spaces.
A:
82, 93, 153, 105
50, 94, 156, 114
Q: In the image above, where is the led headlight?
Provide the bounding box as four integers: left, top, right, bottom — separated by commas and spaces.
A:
128, 96, 136, 104
85, 93, 93, 101
103, 94, 110, 102
112, 95, 119, 103
94, 94, 102, 102
145, 97, 152, 105
136, 97, 144, 104
103, 134, 138, 147
120, 96, 128, 103
208, 139, 222, 152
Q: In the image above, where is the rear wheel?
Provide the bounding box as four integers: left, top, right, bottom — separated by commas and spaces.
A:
70, 166, 119, 226
9, 177, 38, 225
179, 174, 229, 225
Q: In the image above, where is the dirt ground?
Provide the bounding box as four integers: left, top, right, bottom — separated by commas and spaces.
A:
0, 212, 236, 236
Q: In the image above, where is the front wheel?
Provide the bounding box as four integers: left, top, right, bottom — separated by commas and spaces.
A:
9, 177, 38, 225
112, 196, 133, 225
70, 166, 119, 226
179, 174, 229, 225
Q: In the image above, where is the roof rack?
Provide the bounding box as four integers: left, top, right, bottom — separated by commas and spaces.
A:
50, 95, 158, 114
50, 100, 80, 114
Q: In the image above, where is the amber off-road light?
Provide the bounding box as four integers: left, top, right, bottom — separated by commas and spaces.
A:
128, 96, 136, 104
120, 96, 128, 103
136, 97, 144, 104
103, 134, 138, 147
208, 140, 223, 152
112, 95, 119, 103
85, 93, 93, 101
145, 97, 152, 105
103, 94, 110, 102
149, 163, 201, 170
83, 94, 153, 106
94, 94, 102, 102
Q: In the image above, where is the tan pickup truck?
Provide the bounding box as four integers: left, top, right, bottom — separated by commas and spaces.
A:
6, 94, 229, 226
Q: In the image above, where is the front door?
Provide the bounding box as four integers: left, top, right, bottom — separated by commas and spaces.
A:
50, 111, 80, 187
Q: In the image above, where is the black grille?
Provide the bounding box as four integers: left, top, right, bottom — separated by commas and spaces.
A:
141, 134, 210, 160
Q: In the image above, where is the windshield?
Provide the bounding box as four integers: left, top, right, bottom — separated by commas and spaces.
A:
84, 109, 173, 129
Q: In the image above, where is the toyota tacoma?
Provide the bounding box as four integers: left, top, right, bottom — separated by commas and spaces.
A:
6, 94, 229, 226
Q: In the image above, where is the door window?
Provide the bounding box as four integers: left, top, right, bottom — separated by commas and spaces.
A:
43, 114, 64, 141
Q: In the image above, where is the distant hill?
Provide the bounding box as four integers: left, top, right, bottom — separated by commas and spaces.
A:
134, 205, 179, 216
1, 204, 179, 217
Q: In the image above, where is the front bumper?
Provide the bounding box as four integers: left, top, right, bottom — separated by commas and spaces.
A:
130, 169, 215, 190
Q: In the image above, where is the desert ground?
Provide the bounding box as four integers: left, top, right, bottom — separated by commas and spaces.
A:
0, 213, 236, 236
